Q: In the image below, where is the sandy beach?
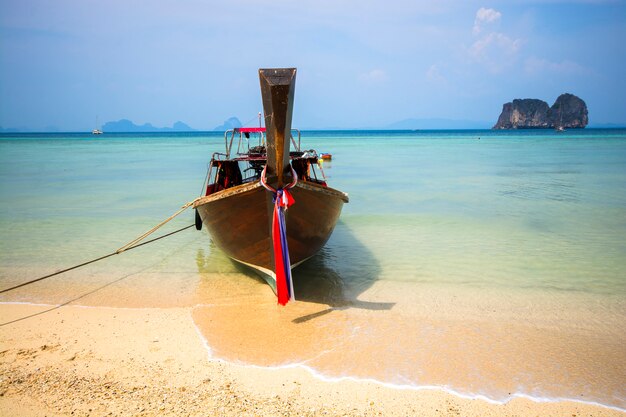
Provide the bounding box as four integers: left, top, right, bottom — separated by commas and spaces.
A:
1, 302, 623, 417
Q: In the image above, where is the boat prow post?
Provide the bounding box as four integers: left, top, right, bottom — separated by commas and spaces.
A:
259, 68, 297, 189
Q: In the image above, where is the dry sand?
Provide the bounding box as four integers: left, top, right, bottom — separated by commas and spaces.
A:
0, 303, 623, 417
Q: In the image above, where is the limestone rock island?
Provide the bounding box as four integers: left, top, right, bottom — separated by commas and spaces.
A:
493, 93, 588, 129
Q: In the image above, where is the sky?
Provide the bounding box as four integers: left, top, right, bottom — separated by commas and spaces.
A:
1, 0, 625, 131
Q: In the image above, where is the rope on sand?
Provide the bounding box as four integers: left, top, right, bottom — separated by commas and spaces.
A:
0, 199, 201, 295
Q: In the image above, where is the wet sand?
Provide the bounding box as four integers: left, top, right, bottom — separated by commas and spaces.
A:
1, 302, 623, 417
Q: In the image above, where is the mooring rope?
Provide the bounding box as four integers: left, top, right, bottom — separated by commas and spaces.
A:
0, 199, 201, 295
116, 199, 199, 253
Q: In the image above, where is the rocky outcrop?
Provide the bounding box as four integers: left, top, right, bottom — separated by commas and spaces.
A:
547, 93, 588, 129
493, 93, 588, 129
494, 99, 551, 129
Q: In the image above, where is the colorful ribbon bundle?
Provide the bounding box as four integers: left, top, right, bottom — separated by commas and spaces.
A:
260, 166, 298, 305
272, 189, 295, 305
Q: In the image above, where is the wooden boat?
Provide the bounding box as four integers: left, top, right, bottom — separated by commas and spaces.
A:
193, 68, 348, 304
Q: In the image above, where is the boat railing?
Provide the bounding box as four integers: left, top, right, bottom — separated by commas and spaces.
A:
224, 128, 268, 158
224, 130, 236, 158
206, 143, 325, 195
224, 128, 301, 158
291, 129, 301, 152
211, 151, 227, 161
237, 133, 267, 156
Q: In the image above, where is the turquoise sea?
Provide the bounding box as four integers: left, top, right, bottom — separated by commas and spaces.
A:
1, 129, 625, 409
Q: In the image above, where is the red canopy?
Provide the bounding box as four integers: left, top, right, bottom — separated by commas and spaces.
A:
235, 127, 265, 133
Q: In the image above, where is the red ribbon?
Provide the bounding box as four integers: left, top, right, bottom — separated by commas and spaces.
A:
273, 189, 295, 306
260, 165, 298, 306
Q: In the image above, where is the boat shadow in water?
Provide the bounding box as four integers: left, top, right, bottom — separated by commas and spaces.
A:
195, 220, 394, 320
289, 221, 395, 322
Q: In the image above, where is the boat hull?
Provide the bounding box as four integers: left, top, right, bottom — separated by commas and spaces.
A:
194, 180, 348, 287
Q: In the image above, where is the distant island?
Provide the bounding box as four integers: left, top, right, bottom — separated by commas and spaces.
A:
493, 93, 588, 129
213, 117, 242, 131
102, 119, 195, 132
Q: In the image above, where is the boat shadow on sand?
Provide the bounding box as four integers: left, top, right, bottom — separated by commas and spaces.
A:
195, 220, 394, 323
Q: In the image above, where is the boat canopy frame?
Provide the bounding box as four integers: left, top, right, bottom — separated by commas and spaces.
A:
204, 125, 325, 199
223, 128, 302, 159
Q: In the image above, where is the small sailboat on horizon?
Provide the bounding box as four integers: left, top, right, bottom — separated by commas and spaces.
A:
92, 116, 103, 135
555, 102, 566, 132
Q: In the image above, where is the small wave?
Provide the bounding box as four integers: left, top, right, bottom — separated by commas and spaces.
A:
188, 307, 625, 412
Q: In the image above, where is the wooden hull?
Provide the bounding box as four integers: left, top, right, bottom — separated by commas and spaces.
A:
194, 180, 348, 287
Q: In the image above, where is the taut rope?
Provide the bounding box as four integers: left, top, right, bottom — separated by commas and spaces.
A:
116, 198, 200, 253
0, 198, 201, 295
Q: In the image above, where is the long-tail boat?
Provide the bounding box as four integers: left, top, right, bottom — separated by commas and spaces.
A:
193, 68, 349, 305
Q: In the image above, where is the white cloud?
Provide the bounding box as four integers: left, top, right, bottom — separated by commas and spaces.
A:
473, 7, 501, 35
468, 7, 522, 73
470, 32, 521, 60
358, 69, 388, 83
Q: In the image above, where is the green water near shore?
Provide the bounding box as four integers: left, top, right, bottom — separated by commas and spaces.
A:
4, 130, 624, 294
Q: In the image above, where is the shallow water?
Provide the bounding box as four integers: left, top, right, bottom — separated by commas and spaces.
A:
1, 129, 625, 409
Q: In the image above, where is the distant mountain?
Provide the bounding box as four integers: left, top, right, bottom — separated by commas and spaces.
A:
213, 117, 242, 131
0, 126, 20, 133
102, 119, 195, 132
385, 118, 491, 130
171, 121, 194, 131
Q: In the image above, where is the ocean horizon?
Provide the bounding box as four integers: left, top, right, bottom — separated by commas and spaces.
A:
1, 129, 625, 410
2, 126, 626, 135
